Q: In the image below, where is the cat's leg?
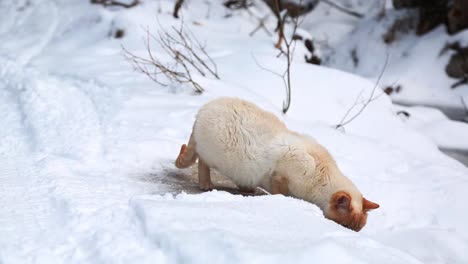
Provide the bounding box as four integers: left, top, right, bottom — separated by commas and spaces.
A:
271, 174, 289, 195
198, 158, 214, 191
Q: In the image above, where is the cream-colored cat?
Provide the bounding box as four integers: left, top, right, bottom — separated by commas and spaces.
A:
175, 97, 379, 231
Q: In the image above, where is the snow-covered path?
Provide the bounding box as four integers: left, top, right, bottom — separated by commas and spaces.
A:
1, 1, 468, 263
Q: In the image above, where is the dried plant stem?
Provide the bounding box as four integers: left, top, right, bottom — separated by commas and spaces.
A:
335, 54, 389, 129
122, 22, 219, 93
320, 0, 364, 18
91, 0, 139, 8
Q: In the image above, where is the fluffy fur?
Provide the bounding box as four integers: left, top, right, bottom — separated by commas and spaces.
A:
175, 97, 379, 231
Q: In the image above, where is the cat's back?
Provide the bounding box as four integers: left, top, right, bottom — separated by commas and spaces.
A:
195, 97, 286, 142
193, 97, 286, 185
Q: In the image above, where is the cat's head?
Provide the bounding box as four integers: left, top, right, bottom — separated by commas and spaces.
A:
324, 191, 379, 231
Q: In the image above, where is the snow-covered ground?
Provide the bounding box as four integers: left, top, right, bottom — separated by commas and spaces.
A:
394, 105, 468, 149
302, 0, 468, 158
315, 1, 468, 120
1, 1, 468, 263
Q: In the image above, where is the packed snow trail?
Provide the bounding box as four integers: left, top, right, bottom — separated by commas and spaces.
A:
1, 1, 468, 263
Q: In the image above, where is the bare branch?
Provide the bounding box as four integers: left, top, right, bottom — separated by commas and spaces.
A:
91, 0, 139, 8
335, 54, 390, 129
274, 0, 286, 49
320, 0, 364, 18
252, 53, 288, 90
249, 14, 272, 37
461, 96, 468, 117
122, 21, 220, 93
253, 1, 301, 114
278, 9, 301, 113
175, 26, 220, 79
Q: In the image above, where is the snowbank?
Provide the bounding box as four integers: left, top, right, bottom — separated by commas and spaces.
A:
323, 7, 468, 118
132, 191, 421, 264
395, 105, 468, 150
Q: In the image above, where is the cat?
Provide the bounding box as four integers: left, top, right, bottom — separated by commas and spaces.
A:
175, 97, 379, 231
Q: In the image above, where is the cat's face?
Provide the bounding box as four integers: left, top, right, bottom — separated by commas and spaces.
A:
325, 191, 379, 231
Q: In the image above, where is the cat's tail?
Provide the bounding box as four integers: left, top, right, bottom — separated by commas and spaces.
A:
175, 133, 198, 168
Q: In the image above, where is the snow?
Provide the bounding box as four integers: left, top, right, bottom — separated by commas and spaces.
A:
322, 5, 468, 118
1, 0, 468, 263
132, 192, 422, 264
395, 105, 468, 150
301, 0, 468, 157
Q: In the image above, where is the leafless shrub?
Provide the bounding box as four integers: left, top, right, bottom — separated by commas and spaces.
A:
253, 8, 300, 114
90, 0, 139, 8
122, 22, 219, 93
223, 0, 272, 37
276, 12, 300, 113
335, 55, 389, 130
264, 0, 362, 47
249, 13, 273, 37
246, 0, 362, 114
270, 0, 312, 49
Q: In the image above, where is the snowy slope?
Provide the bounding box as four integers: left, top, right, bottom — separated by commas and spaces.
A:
1, 1, 468, 263
322, 5, 468, 119
395, 105, 468, 150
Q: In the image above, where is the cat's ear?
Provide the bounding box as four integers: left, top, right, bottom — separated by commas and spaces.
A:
331, 191, 351, 213
362, 197, 379, 212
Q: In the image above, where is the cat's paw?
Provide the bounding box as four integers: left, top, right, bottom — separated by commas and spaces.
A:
199, 181, 214, 191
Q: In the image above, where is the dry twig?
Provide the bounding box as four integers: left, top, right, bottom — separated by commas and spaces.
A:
91, 0, 139, 8
253, 6, 300, 114
276, 6, 301, 113
122, 22, 219, 93
335, 54, 389, 130
265, 0, 362, 45
320, 0, 364, 18
461, 96, 468, 118
249, 14, 272, 37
